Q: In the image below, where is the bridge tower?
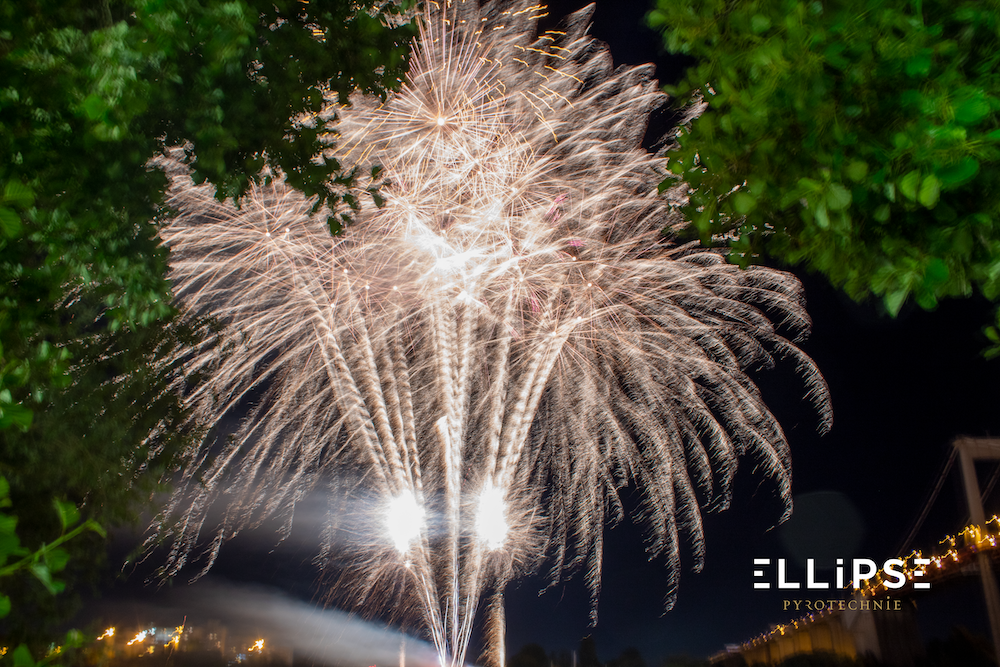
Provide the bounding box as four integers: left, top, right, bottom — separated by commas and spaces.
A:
954, 436, 1000, 667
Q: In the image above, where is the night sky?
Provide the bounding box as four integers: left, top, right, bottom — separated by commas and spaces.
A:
83, 1, 1000, 663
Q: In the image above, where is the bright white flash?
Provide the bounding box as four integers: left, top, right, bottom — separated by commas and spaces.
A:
386, 491, 424, 553
476, 483, 508, 550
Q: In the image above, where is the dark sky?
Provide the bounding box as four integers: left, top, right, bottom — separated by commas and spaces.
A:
85, 1, 1000, 663
523, 0, 1000, 660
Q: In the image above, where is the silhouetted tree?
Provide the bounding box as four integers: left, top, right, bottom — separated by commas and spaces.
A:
922, 626, 994, 667
551, 649, 574, 667
510, 644, 550, 667
579, 637, 602, 667
609, 647, 646, 667
660, 654, 711, 667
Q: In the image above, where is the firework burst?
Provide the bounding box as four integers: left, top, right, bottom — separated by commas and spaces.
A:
153, 2, 831, 666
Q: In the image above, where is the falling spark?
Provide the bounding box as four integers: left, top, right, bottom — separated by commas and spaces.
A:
151, 2, 831, 667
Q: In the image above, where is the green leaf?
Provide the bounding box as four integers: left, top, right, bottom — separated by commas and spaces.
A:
0, 513, 17, 535
925, 257, 949, 286
884, 182, 896, 202
899, 170, 921, 201
12, 644, 34, 667
64, 629, 85, 648
746, 176, 766, 196
986, 307, 1000, 359
53, 499, 80, 531
823, 42, 849, 70
0, 206, 22, 238
814, 201, 830, 229
0, 594, 9, 619
918, 174, 941, 208
0, 402, 33, 430
873, 204, 891, 222
84, 519, 107, 538
82, 94, 106, 120
0, 533, 25, 564
647, 9, 667, 29
885, 289, 908, 317
937, 157, 979, 187
845, 161, 869, 182
915, 291, 938, 310
29, 562, 62, 595
45, 547, 70, 573
797, 177, 823, 193
954, 96, 991, 125
2, 181, 34, 208
826, 183, 852, 211
750, 14, 771, 33
905, 52, 932, 78
731, 191, 757, 214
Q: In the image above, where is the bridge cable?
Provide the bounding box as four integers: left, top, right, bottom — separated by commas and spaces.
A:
895, 445, 957, 556
958, 462, 1000, 529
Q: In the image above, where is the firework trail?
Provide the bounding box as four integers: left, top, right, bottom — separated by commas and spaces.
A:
153, 2, 831, 666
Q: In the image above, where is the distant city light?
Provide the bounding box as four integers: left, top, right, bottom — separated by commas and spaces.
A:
167, 625, 184, 648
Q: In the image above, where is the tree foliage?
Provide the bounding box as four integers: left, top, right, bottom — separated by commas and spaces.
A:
0, 0, 414, 643
0, 310, 220, 644
0, 0, 415, 433
0, 475, 103, 666
648, 0, 1000, 317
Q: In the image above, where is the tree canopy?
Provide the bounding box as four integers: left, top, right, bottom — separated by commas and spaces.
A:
1, 0, 414, 434
648, 0, 1000, 318
0, 0, 415, 644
